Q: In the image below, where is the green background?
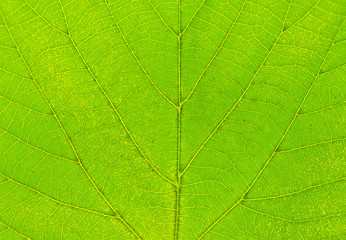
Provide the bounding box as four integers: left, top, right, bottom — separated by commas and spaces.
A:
0, 0, 345, 239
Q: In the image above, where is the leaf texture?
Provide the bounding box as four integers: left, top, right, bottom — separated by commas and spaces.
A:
0, 0, 345, 239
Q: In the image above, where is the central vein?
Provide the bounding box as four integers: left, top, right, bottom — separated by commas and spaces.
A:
175, 0, 182, 239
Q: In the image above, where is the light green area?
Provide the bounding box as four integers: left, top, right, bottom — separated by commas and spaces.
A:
0, 0, 345, 239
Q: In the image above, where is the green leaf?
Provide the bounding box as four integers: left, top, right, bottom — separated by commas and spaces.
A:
0, 0, 345, 239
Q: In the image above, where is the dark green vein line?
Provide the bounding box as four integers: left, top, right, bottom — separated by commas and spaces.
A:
147, 0, 179, 37
243, 177, 345, 201
0, 95, 53, 116
283, 0, 321, 33
0, 171, 117, 218
0, 221, 31, 240
179, 0, 207, 37
239, 204, 344, 223
23, 0, 69, 36
0, 128, 76, 163
0, 66, 33, 80
298, 102, 345, 116
319, 63, 346, 75
181, 0, 248, 105
276, 138, 346, 153
197, 16, 345, 240
104, 0, 178, 108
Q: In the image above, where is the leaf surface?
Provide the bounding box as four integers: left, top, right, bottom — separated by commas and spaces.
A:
0, 0, 345, 239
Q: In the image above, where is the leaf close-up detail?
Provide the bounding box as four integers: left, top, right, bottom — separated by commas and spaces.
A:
0, 0, 345, 239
